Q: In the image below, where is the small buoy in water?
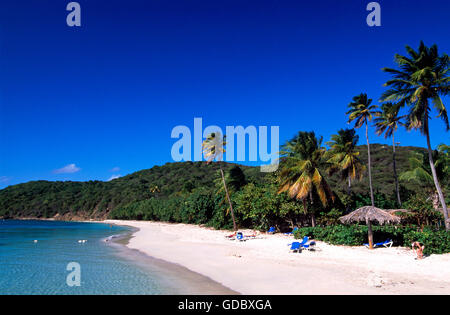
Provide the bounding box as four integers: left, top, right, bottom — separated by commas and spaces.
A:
33, 240, 38, 243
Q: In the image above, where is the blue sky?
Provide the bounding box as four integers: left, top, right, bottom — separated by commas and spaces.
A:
0, 0, 449, 188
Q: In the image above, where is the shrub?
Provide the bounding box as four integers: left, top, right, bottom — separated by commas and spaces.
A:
181, 189, 215, 224
294, 225, 367, 246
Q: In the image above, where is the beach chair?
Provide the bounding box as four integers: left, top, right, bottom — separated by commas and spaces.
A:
284, 227, 298, 235
267, 226, 276, 234
289, 242, 301, 252
301, 240, 317, 251
364, 239, 393, 249
288, 236, 309, 253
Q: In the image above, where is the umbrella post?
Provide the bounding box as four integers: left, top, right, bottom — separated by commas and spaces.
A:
366, 218, 374, 249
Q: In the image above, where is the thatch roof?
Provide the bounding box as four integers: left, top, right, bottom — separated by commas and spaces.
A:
386, 209, 410, 215
340, 206, 401, 225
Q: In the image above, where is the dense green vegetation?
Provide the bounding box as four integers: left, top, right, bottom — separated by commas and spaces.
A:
329, 143, 426, 197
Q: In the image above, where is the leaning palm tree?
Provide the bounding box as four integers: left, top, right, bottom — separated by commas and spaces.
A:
202, 132, 237, 231
374, 102, 406, 206
278, 131, 334, 227
326, 128, 366, 198
381, 41, 449, 230
346, 93, 378, 207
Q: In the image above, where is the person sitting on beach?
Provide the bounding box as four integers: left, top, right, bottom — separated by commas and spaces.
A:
411, 241, 425, 260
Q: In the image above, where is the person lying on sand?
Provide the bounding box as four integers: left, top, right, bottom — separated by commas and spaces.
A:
225, 232, 236, 239
225, 231, 258, 240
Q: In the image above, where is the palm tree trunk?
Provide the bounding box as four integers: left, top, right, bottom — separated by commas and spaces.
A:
347, 176, 352, 197
424, 121, 449, 231
220, 166, 237, 231
366, 123, 375, 207
346, 175, 352, 212
392, 133, 402, 206
302, 199, 309, 227
309, 191, 316, 227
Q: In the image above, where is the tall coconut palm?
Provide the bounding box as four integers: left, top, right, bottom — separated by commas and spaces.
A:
202, 132, 237, 231
278, 131, 334, 226
381, 41, 449, 230
346, 93, 378, 207
374, 102, 406, 206
326, 129, 366, 199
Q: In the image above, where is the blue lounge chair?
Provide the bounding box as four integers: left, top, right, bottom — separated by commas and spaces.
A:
288, 236, 309, 252
364, 239, 393, 249
301, 240, 316, 250
289, 242, 301, 252
267, 226, 276, 234
284, 227, 298, 235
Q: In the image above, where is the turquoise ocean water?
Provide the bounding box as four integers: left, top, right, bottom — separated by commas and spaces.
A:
0, 220, 234, 295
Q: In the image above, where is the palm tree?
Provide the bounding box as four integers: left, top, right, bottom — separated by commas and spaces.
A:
381, 41, 449, 230
278, 131, 334, 226
202, 132, 237, 231
326, 129, 366, 199
374, 102, 406, 206
346, 93, 378, 207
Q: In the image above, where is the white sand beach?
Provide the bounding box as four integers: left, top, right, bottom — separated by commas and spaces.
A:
106, 220, 450, 294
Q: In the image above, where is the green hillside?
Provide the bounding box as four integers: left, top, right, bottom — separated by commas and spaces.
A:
0, 162, 264, 220
0, 144, 443, 221
328, 144, 427, 196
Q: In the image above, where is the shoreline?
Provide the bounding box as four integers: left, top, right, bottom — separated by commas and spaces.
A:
105, 219, 450, 295
104, 226, 238, 295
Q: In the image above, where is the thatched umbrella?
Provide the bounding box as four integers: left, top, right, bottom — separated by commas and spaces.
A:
339, 206, 401, 249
